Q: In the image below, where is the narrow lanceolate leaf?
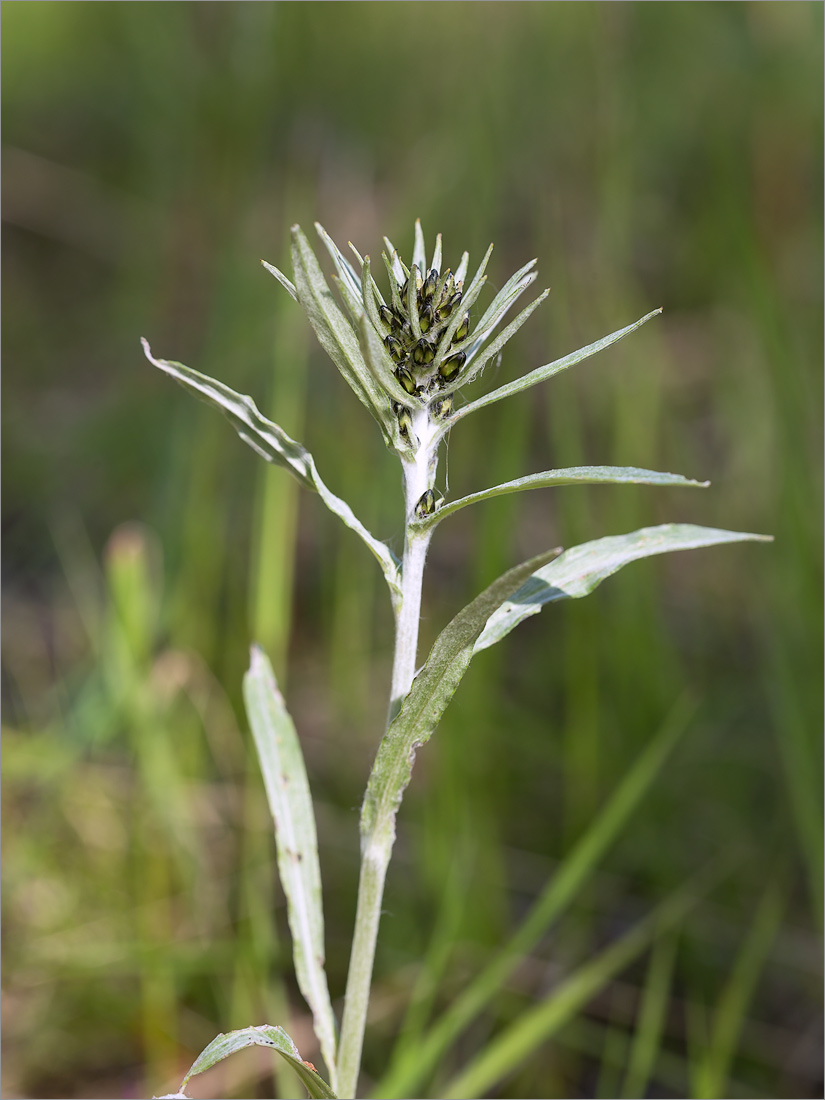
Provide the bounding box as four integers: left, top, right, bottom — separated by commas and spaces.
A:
449, 307, 663, 425
361, 549, 561, 845
464, 258, 538, 365
244, 649, 338, 1089
141, 341, 401, 598
261, 259, 298, 301
314, 221, 363, 308
412, 218, 427, 274
476, 524, 772, 653
290, 225, 395, 446
411, 466, 709, 532
156, 1024, 337, 1100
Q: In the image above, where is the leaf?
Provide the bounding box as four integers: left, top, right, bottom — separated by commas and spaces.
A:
441, 865, 723, 1099
463, 258, 538, 366
412, 218, 427, 274
361, 547, 561, 846
244, 648, 338, 1088
314, 221, 363, 309
476, 524, 772, 653
141, 341, 401, 599
290, 225, 395, 446
155, 1024, 337, 1100
376, 697, 696, 1100
261, 259, 298, 301
449, 307, 663, 424
411, 466, 709, 532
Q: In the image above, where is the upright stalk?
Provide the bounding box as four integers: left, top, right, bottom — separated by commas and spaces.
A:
337, 430, 436, 1099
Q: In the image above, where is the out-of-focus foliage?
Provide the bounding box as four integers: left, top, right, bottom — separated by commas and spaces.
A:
2, 4, 821, 1098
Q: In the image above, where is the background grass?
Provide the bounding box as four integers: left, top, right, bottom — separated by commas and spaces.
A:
2, 3, 822, 1098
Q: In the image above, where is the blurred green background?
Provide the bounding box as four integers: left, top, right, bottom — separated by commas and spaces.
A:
2, 3, 822, 1098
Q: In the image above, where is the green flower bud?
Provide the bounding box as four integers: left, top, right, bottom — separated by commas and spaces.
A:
385, 334, 405, 362
438, 350, 466, 382
422, 269, 438, 299
415, 489, 436, 518
412, 338, 435, 366
453, 312, 470, 342
378, 305, 396, 331
419, 303, 433, 332
432, 394, 453, 419
396, 366, 416, 394
397, 407, 413, 436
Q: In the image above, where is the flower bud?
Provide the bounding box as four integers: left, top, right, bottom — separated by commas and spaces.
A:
453, 312, 470, 343
412, 338, 435, 366
418, 303, 433, 333
378, 305, 396, 331
385, 334, 405, 362
438, 350, 466, 382
422, 269, 438, 300
432, 394, 453, 419
415, 489, 436, 518
397, 407, 413, 436
395, 366, 417, 394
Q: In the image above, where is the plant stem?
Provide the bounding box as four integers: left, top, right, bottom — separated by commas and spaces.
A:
337, 440, 435, 1099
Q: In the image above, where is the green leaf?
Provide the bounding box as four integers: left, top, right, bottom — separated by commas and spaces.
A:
442, 866, 722, 1099
449, 307, 663, 424
261, 259, 298, 301
314, 221, 363, 309
155, 1024, 337, 1100
290, 225, 395, 446
412, 218, 427, 274
476, 523, 772, 652
411, 466, 708, 532
244, 648, 338, 1089
141, 341, 401, 600
463, 258, 538, 364
375, 697, 694, 1100
361, 547, 560, 845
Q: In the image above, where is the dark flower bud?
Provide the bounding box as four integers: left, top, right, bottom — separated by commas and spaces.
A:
453, 312, 470, 343
378, 305, 396, 331
422, 269, 438, 300
419, 303, 433, 332
412, 338, 435, 366
397, 407, 413, 436
385, 334, 405, 362
438, 350, 466, 382
432, 394, 453, 419
415, 489, 436, 518
396, 366, 417, 394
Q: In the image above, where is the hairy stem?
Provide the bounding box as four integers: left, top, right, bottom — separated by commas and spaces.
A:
337, 442, 435, 1099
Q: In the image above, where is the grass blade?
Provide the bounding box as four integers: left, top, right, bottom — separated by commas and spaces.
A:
450, 308, 663, 424
244, 648, 338, 1090
412, 466, 709, 532
375, 697, 694, 1099
621, 930, 678, 1099
476, 524, 772, 652
692, 881, 784, 1099
157, 1024, 337, 1099
442, 865, 722, 1099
